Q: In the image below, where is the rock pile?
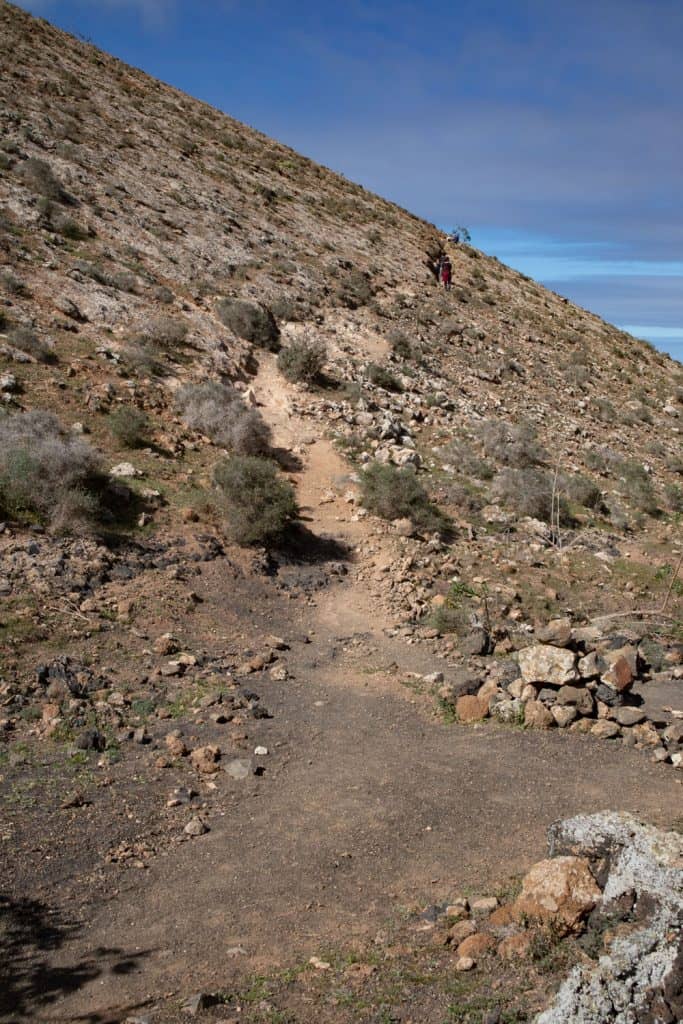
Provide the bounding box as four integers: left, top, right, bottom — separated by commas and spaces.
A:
448, 617, 682, 766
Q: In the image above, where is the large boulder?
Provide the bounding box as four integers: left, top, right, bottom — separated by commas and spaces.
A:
515, 856, 600, 935
456, 694, 489, 723
518, 644, 578, 686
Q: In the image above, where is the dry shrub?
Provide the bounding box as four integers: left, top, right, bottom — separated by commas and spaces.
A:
216, 298, 280, 350
7, 325, 56, 364
493, 467, 573, 525
176, 382, 271, 455
477, 418, 546, 468
0, 411, 106, 533
277, 337, 326, 384
108, 406, 150, 449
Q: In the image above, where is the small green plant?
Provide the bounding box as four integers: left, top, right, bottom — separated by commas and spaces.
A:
214, 455, 298, 545
431, 580, 482, 636
108, 406, 150, 449
277, 337, 326, 384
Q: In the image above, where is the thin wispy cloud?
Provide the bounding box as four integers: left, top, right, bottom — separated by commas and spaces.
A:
22, 0, 175, 29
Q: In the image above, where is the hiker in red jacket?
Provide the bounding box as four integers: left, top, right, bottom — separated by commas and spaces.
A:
440, 255, 452, 290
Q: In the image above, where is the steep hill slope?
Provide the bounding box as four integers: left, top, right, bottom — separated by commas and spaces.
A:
0, 3, 681, 1023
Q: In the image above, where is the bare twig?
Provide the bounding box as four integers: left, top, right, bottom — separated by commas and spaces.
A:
661, 549, 683, 613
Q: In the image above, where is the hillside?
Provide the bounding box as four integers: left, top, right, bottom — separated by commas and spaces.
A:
0, 3, 681, 1023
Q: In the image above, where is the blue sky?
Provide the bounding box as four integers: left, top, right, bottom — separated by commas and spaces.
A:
18, 0, 683, 363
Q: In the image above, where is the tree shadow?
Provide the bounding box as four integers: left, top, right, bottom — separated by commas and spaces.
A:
274, 522, 353, 566
0, 895, 152, 1023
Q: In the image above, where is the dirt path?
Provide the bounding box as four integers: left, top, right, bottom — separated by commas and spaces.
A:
35, 361, 683, 1022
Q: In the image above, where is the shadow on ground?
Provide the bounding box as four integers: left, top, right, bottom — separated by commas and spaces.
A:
0, 894, 152, 1023
275, 522, 353, 565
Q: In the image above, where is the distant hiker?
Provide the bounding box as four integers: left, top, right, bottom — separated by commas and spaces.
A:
440, 255, 452, 290
433, 254, 444, 282
451, 230, 460, 244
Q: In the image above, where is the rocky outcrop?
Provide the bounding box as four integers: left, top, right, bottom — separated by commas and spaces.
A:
536, 812, 683, 1024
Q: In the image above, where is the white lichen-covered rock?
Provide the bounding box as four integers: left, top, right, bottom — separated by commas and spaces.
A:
518, 644, 578, 685
536, 812, 683, 1024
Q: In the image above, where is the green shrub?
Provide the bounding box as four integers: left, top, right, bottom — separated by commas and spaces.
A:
277, 337, 326, 384
152, 285, 174, 304
123, 341, 164, 378
360, 462, 447, 532
0, 411, 106, 534
617, 459, 660, 516
367, 362, 403, 392
216, 298, 280, 350
214, 455, 298, 545
665, 483, 683, 513
177, 382, 271, 455
108, 406, 150, 449
336, 268, 373, 309
72, 259, 111, 286
448, 441, 494, 481
269, 295, 304, 323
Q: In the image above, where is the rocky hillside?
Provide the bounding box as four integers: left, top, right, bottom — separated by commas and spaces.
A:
0, 3, 682, 1023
